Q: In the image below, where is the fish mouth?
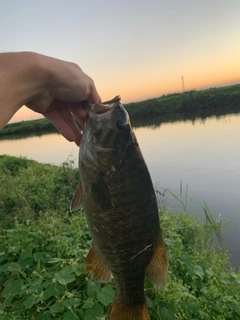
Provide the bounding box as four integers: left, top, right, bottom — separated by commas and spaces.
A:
93, 95, 121, 115
102, 95, 121, 105
85, 95, 129, 128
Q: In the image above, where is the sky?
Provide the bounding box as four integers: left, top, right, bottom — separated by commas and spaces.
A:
1, 0, 240, 122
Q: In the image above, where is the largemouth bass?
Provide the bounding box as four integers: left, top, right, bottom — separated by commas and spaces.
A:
70, 96, 168, 320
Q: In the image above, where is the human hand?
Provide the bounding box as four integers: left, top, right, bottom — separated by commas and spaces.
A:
25, 54, 101, 146
0, 52, 101, 145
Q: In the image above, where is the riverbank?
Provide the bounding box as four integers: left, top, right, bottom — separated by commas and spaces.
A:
0, 118, 57, 138
0, 155, 239, 319
126, 83, 240, 118
1, 83, 240, 137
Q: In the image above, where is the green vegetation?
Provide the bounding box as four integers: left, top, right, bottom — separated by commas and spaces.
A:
0, 155, 239, 320
1, 84, 240, 137
0, 118, 57, 138
126, 83, 240, 118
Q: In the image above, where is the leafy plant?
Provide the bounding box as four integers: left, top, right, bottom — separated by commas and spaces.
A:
0, 156, 239, 319
0, 156, 79, 230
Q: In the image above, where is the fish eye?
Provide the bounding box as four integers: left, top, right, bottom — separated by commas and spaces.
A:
116, 119, 126, 130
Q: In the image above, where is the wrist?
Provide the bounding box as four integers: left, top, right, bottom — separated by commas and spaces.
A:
0, 52, 53, 128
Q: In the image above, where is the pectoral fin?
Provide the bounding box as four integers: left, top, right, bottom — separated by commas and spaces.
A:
70, 183, 84, 212
85, 242, 112, 283
146, 232, 168, 291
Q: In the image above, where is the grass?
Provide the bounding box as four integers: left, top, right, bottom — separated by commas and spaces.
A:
0, 118, 57, 138
125, 83, 240, 118
161, 182, 232, 251
1, 84, 240, 137
0, 155, 239, 320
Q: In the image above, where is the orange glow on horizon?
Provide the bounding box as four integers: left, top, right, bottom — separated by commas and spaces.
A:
99, 76, 240, 104
9, 74, 240, 124
9, 106, 43, 124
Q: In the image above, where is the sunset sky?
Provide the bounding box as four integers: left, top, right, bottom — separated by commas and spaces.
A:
1, 0, 240, 123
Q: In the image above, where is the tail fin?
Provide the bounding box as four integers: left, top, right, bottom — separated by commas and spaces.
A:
109, 300, 150, 320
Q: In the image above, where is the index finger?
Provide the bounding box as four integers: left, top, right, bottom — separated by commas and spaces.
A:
87, 83, 101, 104
44, 107, 82, 146
69, 103, 87, 128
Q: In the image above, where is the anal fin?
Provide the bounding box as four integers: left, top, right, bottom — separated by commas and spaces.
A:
85, 242, 112, 283
146, 232, 168, 290
109, 300, 150, 320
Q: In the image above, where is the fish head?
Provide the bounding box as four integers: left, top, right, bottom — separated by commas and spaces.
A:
80, 96, 133, 173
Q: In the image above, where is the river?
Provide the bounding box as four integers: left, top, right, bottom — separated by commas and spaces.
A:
1, 112, 240, 268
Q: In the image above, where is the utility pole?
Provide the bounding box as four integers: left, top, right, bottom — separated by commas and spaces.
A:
181, 76, 185, 92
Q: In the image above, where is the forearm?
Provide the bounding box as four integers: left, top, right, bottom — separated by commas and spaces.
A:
0, 52, 50, 129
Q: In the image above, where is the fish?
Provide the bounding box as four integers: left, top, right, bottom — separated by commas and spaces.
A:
70, 96, 168, 320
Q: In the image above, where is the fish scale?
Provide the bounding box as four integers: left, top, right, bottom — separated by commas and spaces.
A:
70, 96, 168, 320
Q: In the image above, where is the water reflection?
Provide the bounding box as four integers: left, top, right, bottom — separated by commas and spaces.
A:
0, 130, 57, 141
0, 134, 77, 166
131, 104, 240, 128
